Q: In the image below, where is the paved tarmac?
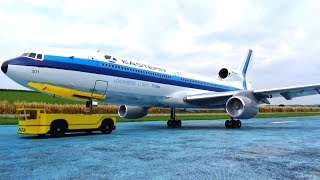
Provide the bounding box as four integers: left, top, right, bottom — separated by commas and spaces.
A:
0, 117, 320, 180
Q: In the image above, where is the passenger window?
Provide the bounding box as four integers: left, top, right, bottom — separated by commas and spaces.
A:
36, 54, 43, 59
28, 53, 36, 58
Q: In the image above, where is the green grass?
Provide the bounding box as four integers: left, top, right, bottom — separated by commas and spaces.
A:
256, 112, 320, 118
0, 117, 18, 125
2, 112, 320, 125
0, 89, 80, 104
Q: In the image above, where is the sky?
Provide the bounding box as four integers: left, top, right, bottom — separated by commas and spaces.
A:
0, 0, 319, 105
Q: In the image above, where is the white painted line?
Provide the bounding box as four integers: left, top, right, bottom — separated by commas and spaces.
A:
270, 121, 296, 124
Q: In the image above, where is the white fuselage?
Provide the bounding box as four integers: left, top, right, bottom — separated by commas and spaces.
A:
3, 49, 243, 108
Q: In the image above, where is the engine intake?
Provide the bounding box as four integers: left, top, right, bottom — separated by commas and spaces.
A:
118, 105, 149, 119
226, 96, 259, 119
218, 68, 242, 81
218, 68, 229, 79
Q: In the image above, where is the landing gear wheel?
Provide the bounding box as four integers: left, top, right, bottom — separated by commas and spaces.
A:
225, 120, 232, 128
231, 120, 237, 128
167, 120, 182, 128
50, 122, 67, 138
167, 120, 173, 127
176, 120, 182, 128
100, 119, 114, 134
167, 108, 182, 128
225, 119, 241, 129
236, 120, 241, 128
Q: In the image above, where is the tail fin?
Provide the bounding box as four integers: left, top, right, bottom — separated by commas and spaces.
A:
237, 49, 252, 89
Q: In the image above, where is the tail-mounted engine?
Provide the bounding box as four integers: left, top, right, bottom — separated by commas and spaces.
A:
218, 68, 243, 81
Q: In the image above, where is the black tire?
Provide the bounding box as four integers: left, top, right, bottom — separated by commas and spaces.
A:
100, 119, 114, 134
236, 120, 242, 128
167, 120, 173, 127
225, 120, 232, 128
176, 120, 182, 128
170, 120, 178, 128
50, 121, 67, 138
231, 120, 237, 128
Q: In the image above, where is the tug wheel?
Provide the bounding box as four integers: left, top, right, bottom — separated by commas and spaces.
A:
100, 119, 114, 134
50, 121, 67, 138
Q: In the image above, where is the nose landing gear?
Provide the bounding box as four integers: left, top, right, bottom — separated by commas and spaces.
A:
225, 118, 241, 128
167, 108, 182, 128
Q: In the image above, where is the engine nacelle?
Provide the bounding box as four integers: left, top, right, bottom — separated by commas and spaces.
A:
218, 68, 243, 81
118, 105, 149, 119
226, 96, 259, 119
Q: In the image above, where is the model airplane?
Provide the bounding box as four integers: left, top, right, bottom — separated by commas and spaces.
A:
2, 48, 320, 128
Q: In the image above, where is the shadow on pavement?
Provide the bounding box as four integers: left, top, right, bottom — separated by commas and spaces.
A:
141, 124, 317, 131
20, 132, 103, 139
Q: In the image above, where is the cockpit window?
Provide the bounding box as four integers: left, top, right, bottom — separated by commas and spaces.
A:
24, 52, 44, 60
28, 53, 36, 58
105, 55, 111, 60
36, 54, 43, 60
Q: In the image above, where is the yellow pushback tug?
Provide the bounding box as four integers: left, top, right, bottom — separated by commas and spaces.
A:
17, 108, 116, 138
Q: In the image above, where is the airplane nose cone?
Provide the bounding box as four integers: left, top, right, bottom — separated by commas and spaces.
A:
1, 60, 9, 74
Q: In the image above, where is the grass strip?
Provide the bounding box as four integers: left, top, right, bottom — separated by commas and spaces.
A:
0, 117, 19, 125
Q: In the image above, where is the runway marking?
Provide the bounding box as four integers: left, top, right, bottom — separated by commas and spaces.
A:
270, 121, 296, 124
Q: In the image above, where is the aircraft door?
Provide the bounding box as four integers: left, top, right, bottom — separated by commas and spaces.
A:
92, 80, 108, 99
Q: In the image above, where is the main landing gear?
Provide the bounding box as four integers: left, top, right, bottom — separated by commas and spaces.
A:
225, 118, 242, 129
167, 108, 182, 128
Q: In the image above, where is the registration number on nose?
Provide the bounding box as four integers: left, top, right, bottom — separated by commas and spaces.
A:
32, 70, 39, 74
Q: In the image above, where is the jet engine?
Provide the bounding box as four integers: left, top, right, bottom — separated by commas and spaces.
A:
118, 105, 149, 119
225, 96, 259, 119
218, 68, 243, 81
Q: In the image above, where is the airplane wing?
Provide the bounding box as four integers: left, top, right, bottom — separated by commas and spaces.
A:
184, 84, 320, 106
253, 84, 320, 100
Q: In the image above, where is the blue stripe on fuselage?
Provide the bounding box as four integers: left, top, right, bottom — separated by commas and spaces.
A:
9, 56, 240, 92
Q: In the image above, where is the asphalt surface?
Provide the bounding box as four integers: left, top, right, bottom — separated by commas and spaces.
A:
0, 117, 320, 180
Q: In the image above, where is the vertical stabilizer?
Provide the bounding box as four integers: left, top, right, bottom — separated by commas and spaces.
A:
237, 49, 252, 89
